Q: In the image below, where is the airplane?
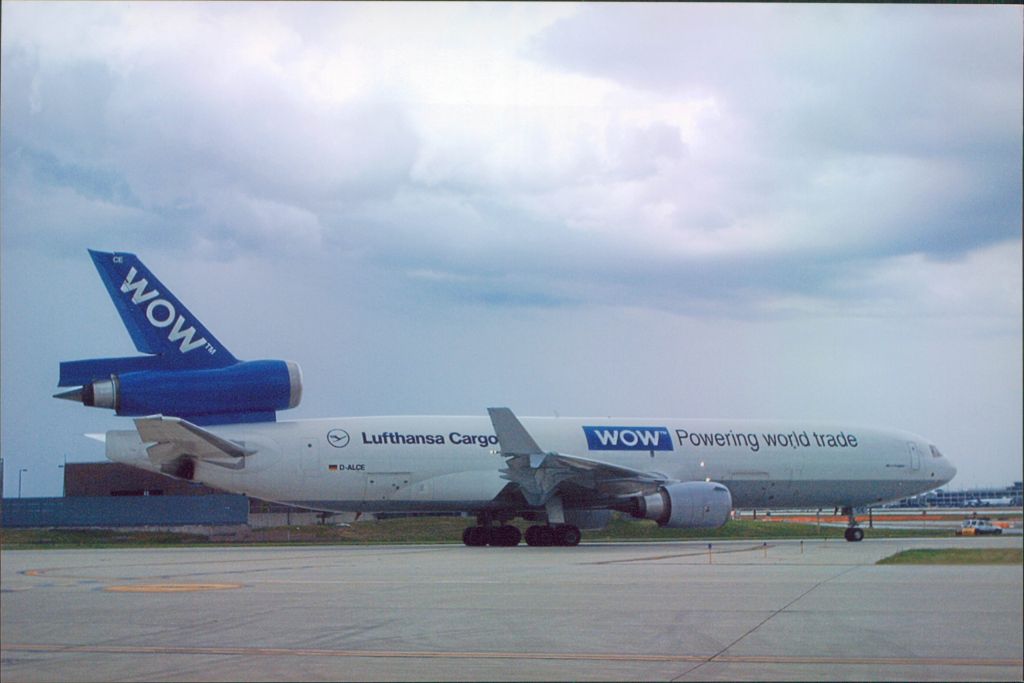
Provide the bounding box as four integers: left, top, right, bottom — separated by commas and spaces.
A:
55, 250, 957, 546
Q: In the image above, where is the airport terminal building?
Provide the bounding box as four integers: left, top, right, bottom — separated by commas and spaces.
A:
893, 481, 1022, 508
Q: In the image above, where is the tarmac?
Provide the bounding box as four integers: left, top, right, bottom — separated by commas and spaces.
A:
2, 535, 1021, 681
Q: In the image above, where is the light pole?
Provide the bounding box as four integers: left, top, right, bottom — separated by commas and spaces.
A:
18, 468, 28, 498
58, 455, 68, 497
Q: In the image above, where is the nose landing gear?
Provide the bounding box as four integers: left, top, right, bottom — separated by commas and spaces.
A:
842, 507, 864, 542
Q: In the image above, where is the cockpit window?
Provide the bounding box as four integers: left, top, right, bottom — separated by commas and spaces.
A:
930, 445, 943, 458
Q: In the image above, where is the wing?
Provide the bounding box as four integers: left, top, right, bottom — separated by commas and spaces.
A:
487, 407, 670, 507
134, 415, 254, 470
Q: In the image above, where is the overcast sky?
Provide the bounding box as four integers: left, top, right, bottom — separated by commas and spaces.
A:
2, 2, 1021, 497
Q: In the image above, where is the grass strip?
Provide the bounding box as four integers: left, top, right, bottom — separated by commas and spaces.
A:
585, 518, 951, 541
2, 517, 952, 549
877, 548, 1022, 565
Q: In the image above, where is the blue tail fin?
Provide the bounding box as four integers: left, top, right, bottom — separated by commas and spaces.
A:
57, 250, 301, 425
87, 250, 237, 368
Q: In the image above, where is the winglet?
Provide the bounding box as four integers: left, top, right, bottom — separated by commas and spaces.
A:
487, 407, 544, 459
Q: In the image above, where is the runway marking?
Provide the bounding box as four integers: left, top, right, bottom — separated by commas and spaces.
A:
588, 543, 771, 564
2, 643, 1020, 669
674, 563, 862, 681
104, 583, 242, 593
16, 547, 453, 583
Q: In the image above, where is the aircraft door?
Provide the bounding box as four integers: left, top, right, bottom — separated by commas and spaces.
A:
299, 437, 322, 476
365, 472, 413, 502
907, 442, 921, 471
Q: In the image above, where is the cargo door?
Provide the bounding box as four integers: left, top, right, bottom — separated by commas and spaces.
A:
299, 437, 322, 476
365, 473, 412, 501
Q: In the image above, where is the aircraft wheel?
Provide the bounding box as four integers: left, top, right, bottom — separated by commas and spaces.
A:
462, 526, 490, 547
844, 527, 864, 542
554, 524, 581, 547
525, 525, 555, 546
489, 525, 521, 547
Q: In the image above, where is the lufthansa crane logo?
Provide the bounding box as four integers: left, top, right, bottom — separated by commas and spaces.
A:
327, 429, 350, 448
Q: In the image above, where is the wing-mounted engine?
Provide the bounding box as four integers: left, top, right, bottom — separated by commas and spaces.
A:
635, 481, 733, 528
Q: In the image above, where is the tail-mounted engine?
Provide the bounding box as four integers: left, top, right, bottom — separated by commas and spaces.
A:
55, 357, 302, 425
634, 481, 732, 529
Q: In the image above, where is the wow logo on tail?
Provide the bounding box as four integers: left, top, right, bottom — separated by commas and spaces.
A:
119, 265, 212, 355
90, 250, 234, 367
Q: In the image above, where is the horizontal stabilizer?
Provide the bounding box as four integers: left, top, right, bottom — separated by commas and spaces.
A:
134, 415, 254, 463
59, 355, 177, 387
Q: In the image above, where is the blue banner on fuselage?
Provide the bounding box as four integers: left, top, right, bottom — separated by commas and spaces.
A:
583, 426, 674, 451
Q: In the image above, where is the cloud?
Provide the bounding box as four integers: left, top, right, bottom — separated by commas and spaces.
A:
841, 239, 1023, 327
2, 2, 1020, 321
529, 3, 1022, 260
1, 3, 1021, 495
2, 2, 422, 255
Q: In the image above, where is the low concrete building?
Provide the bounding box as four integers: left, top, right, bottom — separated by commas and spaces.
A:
64, 462, 223, 498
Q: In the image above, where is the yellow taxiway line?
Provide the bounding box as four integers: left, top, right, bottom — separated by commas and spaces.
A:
103, 583, 242, 593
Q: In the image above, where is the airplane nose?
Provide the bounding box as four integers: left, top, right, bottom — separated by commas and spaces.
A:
937, 458, 957, 486
926, 444, 956, 486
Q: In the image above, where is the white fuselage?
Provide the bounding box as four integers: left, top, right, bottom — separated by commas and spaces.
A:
105, 415, 957, 514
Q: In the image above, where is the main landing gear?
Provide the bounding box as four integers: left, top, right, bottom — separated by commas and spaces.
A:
842, 506, 864, 542
462, 524, 521, 547
524, 524, 581, 547
461, 523, 581, 547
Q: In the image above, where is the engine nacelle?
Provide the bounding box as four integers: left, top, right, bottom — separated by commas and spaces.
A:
637, 481, 732, 529
62, 359, 302, 421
